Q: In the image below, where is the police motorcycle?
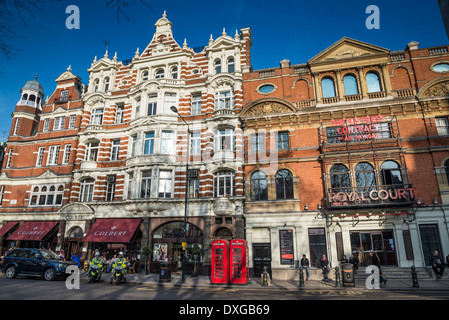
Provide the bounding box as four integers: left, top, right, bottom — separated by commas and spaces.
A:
88, 252, 104, 283
110, 252, 127, 285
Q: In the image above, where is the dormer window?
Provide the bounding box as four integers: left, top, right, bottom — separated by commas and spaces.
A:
60, 90, 69, 102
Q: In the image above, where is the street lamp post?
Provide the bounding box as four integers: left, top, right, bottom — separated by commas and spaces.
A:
170, 106, 190, 283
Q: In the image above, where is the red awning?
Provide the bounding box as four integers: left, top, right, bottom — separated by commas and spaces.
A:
7, 221, 59, 241
0, 222, 19, 239
83, 219, 141, 243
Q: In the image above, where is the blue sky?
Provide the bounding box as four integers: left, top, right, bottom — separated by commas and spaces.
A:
0, 0, 447, 141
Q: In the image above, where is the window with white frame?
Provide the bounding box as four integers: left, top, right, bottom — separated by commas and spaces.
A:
29, 185, 64, 206
158, 170, 173, 198
62, 144, 71, 164
191, 131, 201, 155
43, 118, 50, 132
104, 77, 110, 91
228, 57, 235, 73
128, 172, 134, 199
130, 135, 138, 157
215, 90, 234, 109
47, 145, 60, 166
6, 149, 12, 168
191, 93, 202, 115
93, 79, 100, 92
436, 117, 449, 136
0, 185, 4, 206
161, 130, 175, 154
53, 116, 65, 130
60, 90, 69, 101
147, 94, 157, 116
79, 178, 95, 202
215, 129, 235, 151
171, 66, 178, 79
13, 118, 20, 135
91, 108, 104, 125
36, 147, 45, 166
111, 139, 120, 160
106, 175, 116, 201
140, 170, 152, 198
163, 92, 177, 113
155, 68, 165, 79
214, 170, 235, 197
85, 142, 99, 161
214, 59, 221, 74
116, 105, 124, 124
142, 71, 149, 81
68, 115, 76, 129
144, 132, 155, 155
251, 132, 265, 152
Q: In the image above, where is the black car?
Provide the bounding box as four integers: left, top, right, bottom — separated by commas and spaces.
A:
1, 248, 75, 281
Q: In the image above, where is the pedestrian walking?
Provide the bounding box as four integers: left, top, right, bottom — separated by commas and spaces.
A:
320, 254, 329, 282
300, 254, 310, 280
431, 250, 445, 279
71, 251, 82, 268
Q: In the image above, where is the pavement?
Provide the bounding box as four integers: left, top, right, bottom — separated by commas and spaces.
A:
81, 271, 449, 291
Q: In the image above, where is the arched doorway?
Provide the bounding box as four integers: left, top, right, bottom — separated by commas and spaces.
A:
214, 227, 234, 241
64, 226, 84, 261
151, 221, 203, 274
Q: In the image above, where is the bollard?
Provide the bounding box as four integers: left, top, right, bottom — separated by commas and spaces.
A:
262, 266, 268, 286
299, 266, 305, 287
335, 266, 341, 287
411, 266, 419, 288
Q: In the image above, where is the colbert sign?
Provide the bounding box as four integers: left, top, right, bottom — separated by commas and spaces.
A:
328, 186, 415, 208
83, 218, 141, 243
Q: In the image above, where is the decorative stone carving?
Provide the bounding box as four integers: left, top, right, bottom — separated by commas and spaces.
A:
421, 80, 449, 97
244, 102, 293, 117
213, 198, 234, 216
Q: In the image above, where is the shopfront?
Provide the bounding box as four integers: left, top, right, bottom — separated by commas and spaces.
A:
349, 230, 397, 266
151, 221, 203, 274
82, 218, 142, 263
6, 221, 60, 250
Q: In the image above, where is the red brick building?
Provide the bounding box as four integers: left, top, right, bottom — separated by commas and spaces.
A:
0, 67, 84, 255
240, 38, 449, 279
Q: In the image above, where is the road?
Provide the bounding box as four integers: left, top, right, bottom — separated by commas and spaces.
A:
0, 276, 447, 317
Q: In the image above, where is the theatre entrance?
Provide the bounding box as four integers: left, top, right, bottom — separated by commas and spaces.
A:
350, 230, 397, 266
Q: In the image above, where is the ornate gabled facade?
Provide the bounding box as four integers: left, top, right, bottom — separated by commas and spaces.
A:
241, 38, 449, 279
60, 12, 251, 274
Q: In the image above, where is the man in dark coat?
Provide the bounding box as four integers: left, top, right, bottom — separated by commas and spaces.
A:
370, 250, 387, 285
320, 254, 329, 282
431, 250, 445, 279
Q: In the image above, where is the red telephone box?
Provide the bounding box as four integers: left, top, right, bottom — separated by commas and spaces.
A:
211, 240, 229, 284
230, 239, 249, 284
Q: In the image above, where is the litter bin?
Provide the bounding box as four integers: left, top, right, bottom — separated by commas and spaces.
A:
341, 263, 355, 287
159, 263, 171, 283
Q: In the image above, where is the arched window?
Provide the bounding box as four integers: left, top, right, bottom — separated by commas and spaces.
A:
153, 221, 203, 240
366, 71, 382, 93
155, 68, 165, 79
321, 77, 336, 98
343, 74, 359, 95
80, 178, 95, 202
381, 160, 403, 186
355, 162, 376, 191
330, 164, 350, 192
251, 171, 268, 201
104, 77, 110, 91
214, 59, 222, 74
227, 57, 235, 73
29, 184, 64, 206
214, 170, 235, 197
275, 169, 293, 200
142, 71, 149, 81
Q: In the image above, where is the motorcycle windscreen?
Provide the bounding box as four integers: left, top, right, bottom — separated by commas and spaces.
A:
83, 219, 141, 243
